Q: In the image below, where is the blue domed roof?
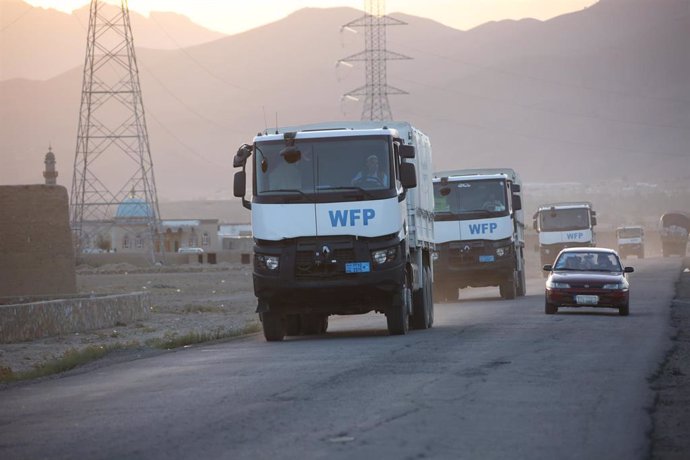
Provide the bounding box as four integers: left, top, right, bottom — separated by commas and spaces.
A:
115, 197, 153, 219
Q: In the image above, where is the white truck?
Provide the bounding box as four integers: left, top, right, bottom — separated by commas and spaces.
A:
533, 202, 597, 267
432, 169, 526, 300
616, 226, 645, 259
232, 121, 435, 341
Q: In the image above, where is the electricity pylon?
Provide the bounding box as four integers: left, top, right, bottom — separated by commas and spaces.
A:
341, 0, 411, 121
70, 0, 161, 262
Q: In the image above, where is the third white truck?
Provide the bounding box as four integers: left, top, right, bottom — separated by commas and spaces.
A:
533, 202, 597, 267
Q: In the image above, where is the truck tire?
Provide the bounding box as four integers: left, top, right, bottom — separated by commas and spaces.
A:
261, 311, 285, 341
285, 314, 301, 336
387, 274, 410, 335
516, 268, 526, 297
500, 272, 517, 300
301, 314, 328, 335
411, 266, 432, 330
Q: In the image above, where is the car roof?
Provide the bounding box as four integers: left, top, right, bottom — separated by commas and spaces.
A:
558, 247, 618, 255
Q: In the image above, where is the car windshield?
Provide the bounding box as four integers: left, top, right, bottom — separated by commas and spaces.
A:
255, 136, 392, 196
553, 252, 622, 272
434, 179, 508, 220
540, 208, 590, 231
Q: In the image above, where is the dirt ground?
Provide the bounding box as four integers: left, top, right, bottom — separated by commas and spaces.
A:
0, 262, 258, 376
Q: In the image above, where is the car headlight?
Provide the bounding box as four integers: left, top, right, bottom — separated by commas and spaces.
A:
371, 247, 397, 265
255, 254, 280, 271
603, 282, 628, 290
546, 280, 570, 289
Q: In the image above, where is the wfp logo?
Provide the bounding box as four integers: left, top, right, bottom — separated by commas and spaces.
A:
469, 223, 498, 235
329, 208, 376, 227
566, 232, 585, 240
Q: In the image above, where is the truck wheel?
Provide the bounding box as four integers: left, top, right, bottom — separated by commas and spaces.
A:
426, 268, 434, 328
411, 266, 432, 330
387, 275, 410, 335
301, 314, 327, 335
285, 314, 301, 336
500, 273, 517, 300
261, 312, 285, 341
516, 268, 526, 297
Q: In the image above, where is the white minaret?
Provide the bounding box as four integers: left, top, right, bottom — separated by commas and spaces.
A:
43, 146, 58, 185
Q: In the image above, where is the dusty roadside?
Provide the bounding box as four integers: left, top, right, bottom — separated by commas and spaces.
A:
649, 258, 690, 459
0, 262, 258, 380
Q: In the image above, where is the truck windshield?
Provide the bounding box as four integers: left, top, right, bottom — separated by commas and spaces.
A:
254, 136, 392, 199
617, 228, 643, 238
540, 208, 590, 231
434, 179, 508, 220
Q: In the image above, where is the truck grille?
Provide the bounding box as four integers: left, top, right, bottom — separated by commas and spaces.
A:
294, 240, 358, 280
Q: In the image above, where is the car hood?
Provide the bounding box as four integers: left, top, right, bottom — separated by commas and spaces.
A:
550, 271, 625, 284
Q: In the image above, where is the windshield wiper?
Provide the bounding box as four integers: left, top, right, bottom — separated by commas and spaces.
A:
324, 186, 377, 200
263, 189, 309, 201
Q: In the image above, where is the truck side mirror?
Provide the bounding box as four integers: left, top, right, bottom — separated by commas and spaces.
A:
233, 144, 253, 168
399, 145, 415, 159
233, 170, 246, 198
512, 194, 522, 211
400, 162, 417, 188
512, 184, 521, 193
591, 216, 598, 226
532, 220, 538, 231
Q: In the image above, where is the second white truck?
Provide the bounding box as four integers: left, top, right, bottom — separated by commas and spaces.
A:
432, 168, 526, 300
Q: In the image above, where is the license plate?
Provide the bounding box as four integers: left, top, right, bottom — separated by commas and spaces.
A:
346, 262, 370, 273
479, 255, 495, 263
575, 295, 599, 305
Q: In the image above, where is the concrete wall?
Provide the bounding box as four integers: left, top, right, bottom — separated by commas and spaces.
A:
0, 185, 77, 298
0, 292, 151, 343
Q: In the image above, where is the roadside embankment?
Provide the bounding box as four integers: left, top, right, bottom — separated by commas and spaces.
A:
649, 257, 690, 459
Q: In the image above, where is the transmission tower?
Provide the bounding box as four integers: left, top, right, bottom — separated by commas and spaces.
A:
341, 0, 410, 121
70, 0, 161, 262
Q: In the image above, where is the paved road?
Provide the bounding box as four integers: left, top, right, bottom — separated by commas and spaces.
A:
0, 257, 681, 460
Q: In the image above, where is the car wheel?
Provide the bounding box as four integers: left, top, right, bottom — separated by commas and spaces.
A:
619, 303, 629, 316
545, 300, 557, 315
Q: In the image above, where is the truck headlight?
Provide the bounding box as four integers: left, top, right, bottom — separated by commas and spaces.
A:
256, 254, 280, 271
371, 247, 397, 265
496, 246, 511, 257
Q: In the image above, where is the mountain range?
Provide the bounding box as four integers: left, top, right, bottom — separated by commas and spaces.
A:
1, 0, 688, 204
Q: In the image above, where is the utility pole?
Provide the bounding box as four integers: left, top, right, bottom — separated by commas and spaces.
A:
341, 0, 410, 121
70, 0, 161, 262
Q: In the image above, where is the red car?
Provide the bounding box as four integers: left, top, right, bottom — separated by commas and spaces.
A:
543, 247, 634, 316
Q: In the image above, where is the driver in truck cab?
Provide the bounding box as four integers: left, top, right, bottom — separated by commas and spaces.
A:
351, 154, 389, 188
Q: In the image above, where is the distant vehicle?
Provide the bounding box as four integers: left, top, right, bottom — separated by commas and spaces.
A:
616, 226, 645, 259
543, 247, 634, 316
178, 247, 204, 254
533, 202, 597, 268
659, 212, 689, 257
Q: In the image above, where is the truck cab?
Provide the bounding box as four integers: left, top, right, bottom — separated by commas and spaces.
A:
432, 169, 525, 301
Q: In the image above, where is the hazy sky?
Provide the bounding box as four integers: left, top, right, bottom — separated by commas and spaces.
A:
22, 0, 598, 34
